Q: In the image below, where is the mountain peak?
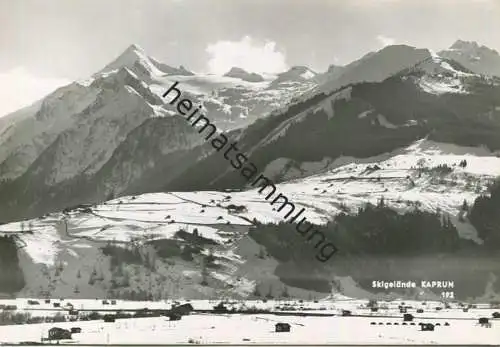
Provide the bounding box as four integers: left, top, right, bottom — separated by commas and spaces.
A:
97, 43, 158, 78
439, 40, 500, 77
223, 67, 264, 82
450, 40, 480, 50
327, 64, 342, 73
123, 43, 146, 54
226, 67, 247, 74
283, 66, 317, 78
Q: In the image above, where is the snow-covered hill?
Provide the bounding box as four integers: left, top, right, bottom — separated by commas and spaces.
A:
400, 53, 481, 95
269, 66, 318, 88
2, 140, 500, 300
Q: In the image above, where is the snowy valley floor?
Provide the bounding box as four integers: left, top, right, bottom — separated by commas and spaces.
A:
0, 299, 500, 345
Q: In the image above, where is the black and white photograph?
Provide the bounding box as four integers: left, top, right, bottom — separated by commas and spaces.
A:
1, 0, 500, 345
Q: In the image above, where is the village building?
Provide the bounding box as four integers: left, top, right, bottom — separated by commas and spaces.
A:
275, 323, 291, 332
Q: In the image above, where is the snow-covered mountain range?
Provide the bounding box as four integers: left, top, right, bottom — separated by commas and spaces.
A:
1, 40, 500, 301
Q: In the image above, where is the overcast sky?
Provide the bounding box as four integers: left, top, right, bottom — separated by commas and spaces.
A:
1, 0, 499, 115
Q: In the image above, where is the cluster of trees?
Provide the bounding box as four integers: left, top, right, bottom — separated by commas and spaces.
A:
250, 198, 475, 263
149, 239, 182, 259
469, 179, 500, 249
101, 243, 145, 268
174, 228, 217, 246
0, 235, 25, 293
115, 288, 155, 301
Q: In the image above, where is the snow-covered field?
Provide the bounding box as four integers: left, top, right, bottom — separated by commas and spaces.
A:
4, 139, 499, 241
0, 298, 499, 345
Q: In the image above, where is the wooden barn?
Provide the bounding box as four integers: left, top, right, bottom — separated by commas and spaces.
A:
420, 323, 435, 331
275, 323, 291, 332
403, 313, 414, 322
478, 317, 491, 327
48, 327, 72, 340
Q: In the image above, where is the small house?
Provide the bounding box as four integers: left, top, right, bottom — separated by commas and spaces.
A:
48, 327, 72, 340
342, 310, 352, 316
417, 309, 424, 313
103, 314, 116, 323
403, 314, 414, 322
478, 317, 489, 325
275, 323, 291, 332
53, 302, 60, 308
370, 307, 378, 312
70, 327, 82, 334
421, 323, 435, 331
